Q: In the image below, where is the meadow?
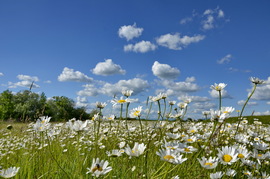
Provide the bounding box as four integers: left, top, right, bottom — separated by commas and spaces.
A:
0, 79, 270, 178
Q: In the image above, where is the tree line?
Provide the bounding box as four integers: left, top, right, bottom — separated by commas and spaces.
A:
0, 90, 95, 122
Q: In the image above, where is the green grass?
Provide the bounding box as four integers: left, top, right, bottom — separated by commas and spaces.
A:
0, 118, 270, 178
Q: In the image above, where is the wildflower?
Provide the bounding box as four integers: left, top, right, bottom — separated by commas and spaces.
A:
236, 147, 250, 160
0, 167, 20, 178
169, 101, 176, 105
151, 93, 167, 102
106, 149, 123, 157
177, 102, 187, 109
104, 115, 115, 121
66, 119, 88, 132
86, 158, 112, 177
111, 97, 136, 106
225, 169, 237, 177
217, 146, 238, 165
129, 106, 143, 118
179, 145, 197, 154
210, 171, 223, 179
250, 77, 264, 84
197, 156, 218, 169
122, 89, 133, 97
95, 102, 107, 109
156, 149, 187, 164
125, 142, 146, 157
91, 113, 100, 121
211, 83, 227, 91
166, 133, 181, 140
253, 142, 269, 151
33, 116, 51, 132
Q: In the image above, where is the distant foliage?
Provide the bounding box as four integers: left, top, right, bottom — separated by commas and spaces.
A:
0, 90, 89, 121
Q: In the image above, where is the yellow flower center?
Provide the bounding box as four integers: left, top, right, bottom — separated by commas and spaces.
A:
187, 139, 193, 142
238, 153, 245, 158
258, 154, 262, 157
223, 154, 232, 162
190, 130, 195, 133
204, 162, 213, 166
223, 111, 229, 114
184, 148, 190, 152
167, 146, 176, 150
41, 120, 45, 124
163, 155, 174, 161
133, 111, 140, 116
181, 134, 185, 137
118, 99, 126, 103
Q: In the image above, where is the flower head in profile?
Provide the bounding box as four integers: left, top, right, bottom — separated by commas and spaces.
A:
210, 171, 224, 179
156, 148, 187, 164
86, 158, 112, 177
151, 93, 167, 102
122, 89, 133, 97
250, 77, 264, 85
0, 167, 20, 178
197, 156, 218, 169
211, 83, 227, 91
129, 106, 143, 118
95, 102, 107, 109
125, 142, 146, 157
111, 97, 136, 106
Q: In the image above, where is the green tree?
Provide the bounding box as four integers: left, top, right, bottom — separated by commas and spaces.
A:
0, 90, 15, 120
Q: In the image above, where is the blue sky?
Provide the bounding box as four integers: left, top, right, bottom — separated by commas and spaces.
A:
1, 0, 270, 119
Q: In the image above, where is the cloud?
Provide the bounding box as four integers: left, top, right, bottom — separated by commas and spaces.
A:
201, 7, 226, 30
77, 78, 149, 97
217, 54, 232, 64
251, 77, 270, 100
179, 17, 193, 24
228, 67, 251, 73
192, 102, 216, 110
0, 72, 3, 77
156, 33, 205, 50
17, 74, 39, 82
124, 41, 157, 53
237, 100, 258, 106
185, 76, 196, 83
75, 96, 89, 108
77, 84, 99, 97
58, 67, 93, 82
8, 75, 40, 89
101, 78, 149, 96
118, 23, 143, 41
44, 80, 52, 84
254, 110, 270, 116
92, 59, 126, 76
267, 101, 270, 105
152, 61, 180, 80
179, 95, 210, 102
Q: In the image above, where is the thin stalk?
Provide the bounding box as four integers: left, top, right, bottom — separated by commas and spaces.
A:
218, 90, 222, 110
234, 84, 257, 136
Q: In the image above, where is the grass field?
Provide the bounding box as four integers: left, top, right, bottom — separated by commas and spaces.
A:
0, 115, 270, 178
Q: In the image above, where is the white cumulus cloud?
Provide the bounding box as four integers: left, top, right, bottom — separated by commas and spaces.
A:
8, 75, 40, 89
92, 59, 126, 76
156, 33, 205, 50
118, 23, 143, 41
77, 78, 149, 97
101, 78, 149, 96
58, 67, 93, 82
0, 72, 4, 77
124, 41, 157, 53
152, 61, 180, 80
